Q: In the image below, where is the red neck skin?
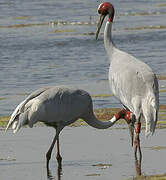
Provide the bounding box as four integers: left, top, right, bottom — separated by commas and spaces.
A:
107, 6, 114, 22
115, 109, 132, 124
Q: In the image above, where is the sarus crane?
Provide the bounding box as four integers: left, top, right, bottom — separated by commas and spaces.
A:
6, 86, 132, 168
95, 2, 159, 160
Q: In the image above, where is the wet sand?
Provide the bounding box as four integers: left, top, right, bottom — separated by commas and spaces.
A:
0, 126, 166, 180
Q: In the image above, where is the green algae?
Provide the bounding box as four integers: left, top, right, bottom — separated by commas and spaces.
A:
14, 16, 32, 20
156, 3, 166, 7
125, 25, 166, 31
0, 22, 49, 29
130, 173, 166, 180
0, 97, 7, 100
85, 173, 101, 176
157, 75, 166, 80
160, 89, 166, 93
92, 163, 112, 167
51, 29, 76, 33
146, 146, 166, 151
92, 94, 113, 98
0, 116, 10, 127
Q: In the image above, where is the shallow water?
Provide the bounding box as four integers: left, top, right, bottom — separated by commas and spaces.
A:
1, 126, 166, 180
0, 1, 166, 179
0, 0, 166, 116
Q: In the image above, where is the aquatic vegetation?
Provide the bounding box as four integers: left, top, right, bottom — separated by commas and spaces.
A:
157, 75, 166, 80
0, 97, 6, 100
160, 89, 166, 93
92, 163, 112, 169
156, 3, 166, 7
119, 11, 164, 17
0, 22, 48, 29
51, 29, 76, 33
125, 25, 166, 31
85, 173, 101, 176
82, 32, 95, 36
14, 16, 32, 20
92, 94, 113, 98
50, 21, 97, 26
0, 116, 10, 127
131, 173, 166, 180
92, 163, 112, 167
0, 157, 16, 161
147, 146, 166, 151
48, 64, 57, 69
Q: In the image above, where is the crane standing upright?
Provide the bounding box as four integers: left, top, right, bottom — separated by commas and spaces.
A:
96, 2, 159, 159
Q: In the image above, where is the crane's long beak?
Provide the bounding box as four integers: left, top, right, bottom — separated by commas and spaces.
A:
96, 14, 106, 40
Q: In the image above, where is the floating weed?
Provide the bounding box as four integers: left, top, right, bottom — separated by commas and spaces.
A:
14, 16, 32, 20
127, 173, 166, 180
92, 163, 112, 169
0, 97, 7, 100
119, 11, 164, 17
85, 173, 101, 176
69, 119, 87, 127
159, 105, 166, 110
92, 94, 113, 98
0, 22, 48, 29
160, 89, 166, 93
0, 157, 16, 161
145, 146, 166, 151
48, 64, 57, 69
157, 74, 166, 80
50, 21, 97, 26
0, 116, 10, 127
156, 3, 166, 7
50, 29, 76, 33
82, 32, 95, 36
125, 25, 166, 31
92, 163, 112, 167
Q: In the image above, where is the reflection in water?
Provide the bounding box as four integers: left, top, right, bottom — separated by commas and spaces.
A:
47, 165, 62, 180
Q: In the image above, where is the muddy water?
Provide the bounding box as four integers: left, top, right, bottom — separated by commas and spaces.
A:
0, 126, 166, 180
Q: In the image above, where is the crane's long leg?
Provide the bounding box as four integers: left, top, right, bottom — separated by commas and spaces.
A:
46, 126, 63, 169
56, 136, 62, 167
135, 156, 142, 176
134, 122, 142, 161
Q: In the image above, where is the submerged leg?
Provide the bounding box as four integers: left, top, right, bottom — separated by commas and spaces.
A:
134, 122, 142, 161
46, 126, 63, 169
135, 156, 142, 176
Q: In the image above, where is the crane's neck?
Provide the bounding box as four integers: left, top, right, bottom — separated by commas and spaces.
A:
104, 21, 115, 56
84, 109, 132, 129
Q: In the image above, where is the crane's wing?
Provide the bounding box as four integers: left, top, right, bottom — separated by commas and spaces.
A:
5, 86, 52, 131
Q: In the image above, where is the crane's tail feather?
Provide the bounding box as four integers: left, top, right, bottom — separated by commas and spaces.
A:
142, 94, 159, 137
6, 108, 28, 133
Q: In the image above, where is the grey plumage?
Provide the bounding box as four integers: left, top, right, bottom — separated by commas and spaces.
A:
6, 85, 123, 167
96, 2, 159, 137
96, 1, 159, 162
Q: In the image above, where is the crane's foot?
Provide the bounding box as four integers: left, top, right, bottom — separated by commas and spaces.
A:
134, 123, 142, 161
135, 158, 142, 176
